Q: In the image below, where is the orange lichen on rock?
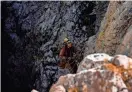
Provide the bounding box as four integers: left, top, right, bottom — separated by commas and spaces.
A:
104, 63, 122, 74
67, 83, 88, 92
104, 63, 132, 90
104, 63, 132, 80
49, 84, 66, 92
68, 87, 78, 92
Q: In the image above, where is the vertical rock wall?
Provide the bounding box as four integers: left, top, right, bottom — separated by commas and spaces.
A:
95, 1, 132, 56
84, 1, 109, 57
2, 1, 102, 92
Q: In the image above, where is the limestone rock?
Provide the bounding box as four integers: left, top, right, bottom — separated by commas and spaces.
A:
51, 53, 132, 92
83, 35, 96, 57
51, 69, 128, 92
95, 1, 109, 33
96, 1, 132, 56
116, 27, 132, 58
2, 2, 100, 92
77, 53, 113, 73
111, 55, 132, 69
49, 85, 66, 92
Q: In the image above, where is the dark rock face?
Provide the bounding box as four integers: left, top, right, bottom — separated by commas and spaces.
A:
83, 1, 109, 57
1, 1, 108, 92
95, 1, 109, 33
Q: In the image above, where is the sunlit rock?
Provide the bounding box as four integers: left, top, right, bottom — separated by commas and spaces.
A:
77, 53, 113, 72
51, 69, 128, 92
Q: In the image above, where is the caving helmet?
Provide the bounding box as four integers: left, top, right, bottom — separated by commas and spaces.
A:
64, 38, 69, 43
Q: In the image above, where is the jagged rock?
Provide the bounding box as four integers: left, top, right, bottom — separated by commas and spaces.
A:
49, 85, 66, 92
34, 61, 70, 92
83, 35, 96, 57
83, 1, 109, 57
77, 53, 113, 73
95, 1, 109, 33
2, 2, 131, 92
96, 1, 132, 56
116, 28, 132, 58
51, 53, 132, 92
3, 1, 104, 92
111, 55, 132, 69
51, 69, 128, 92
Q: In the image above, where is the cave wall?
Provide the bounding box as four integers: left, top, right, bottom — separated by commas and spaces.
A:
1, 1, 103, 92
84, 1, 132, 58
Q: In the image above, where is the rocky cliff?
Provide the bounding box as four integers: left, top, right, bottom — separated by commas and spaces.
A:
50, 1, 132, 92
51, 53, 132, 92
2, 1, 132, 92
95, 1, 132, 56
84, 1, 132, 57
2, 1, 109, 92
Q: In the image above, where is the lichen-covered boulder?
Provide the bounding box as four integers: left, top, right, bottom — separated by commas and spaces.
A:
50, 53, 132, 92
77, 53, 113, 73
50, 69, 128, 92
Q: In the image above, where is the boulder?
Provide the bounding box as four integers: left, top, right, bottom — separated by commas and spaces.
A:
49, 84, 66, 92
77, 53, 113, 73
111, 55, 132, 69
51, 53, 132, 92
50, 69, 128, 92
83, 35, 96, 57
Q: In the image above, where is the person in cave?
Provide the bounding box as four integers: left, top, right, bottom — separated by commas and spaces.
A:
58, 38, 77, 73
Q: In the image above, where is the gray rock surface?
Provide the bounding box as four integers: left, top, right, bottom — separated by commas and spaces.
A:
2, 1, 132, 92
83, 1, 109, 57
83, 35, 96, 57
2, 1, 108, 92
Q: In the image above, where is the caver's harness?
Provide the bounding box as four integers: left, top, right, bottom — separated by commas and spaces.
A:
59, 38, 80, 73
64, 56, 80, 73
